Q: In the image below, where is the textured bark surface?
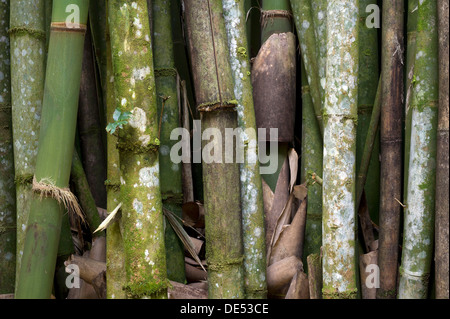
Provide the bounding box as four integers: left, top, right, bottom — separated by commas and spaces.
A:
109, 0, 167, 299
377, 0, 404, 299
183, 0, 245, 299
435, 0, 449, 300
9, 0, 45, 285
223, 0, 267, 299
322, 0, 359, 299
399, 0, 439, 299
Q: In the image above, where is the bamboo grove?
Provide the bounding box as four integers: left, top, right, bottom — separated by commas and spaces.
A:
0, 0, 448, 300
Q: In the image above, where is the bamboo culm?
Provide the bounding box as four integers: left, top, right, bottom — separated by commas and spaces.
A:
15, 0, 90, 299
0, 0, 16, 294
399, 0, 439, 299
223, 0, 267, 299
322, 0, 359, 299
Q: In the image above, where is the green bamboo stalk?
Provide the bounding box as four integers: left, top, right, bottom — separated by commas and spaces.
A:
15, 0, 90, 299
300, 57, 323, 266
403, 0, 418, 205
435, 0, 449, 300
151, 0, 186, 284
105, 0, 126, 298
184, 0, 245, 299
291, 0, 324, 135
223, 0, 267, 299
9, 0, 46, 287
322, 0, 359, 299
356, 0, 380, 224
377, 0, 404, 299
0, 0, 16, 294
261, 0, 291, 43
108, 0, 167, 299
70, 150, 104, 236
398, 0, 438, 299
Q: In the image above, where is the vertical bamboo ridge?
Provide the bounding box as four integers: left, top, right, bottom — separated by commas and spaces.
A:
105, 1, 126, 298
377, 0, 404, 299
183, 0, 245, 299
108, 0, 167, 299
403, 0, 418, 203
291, 0, 324, 135
322, 0, 359, 299
223, 0, 267, 299
435, 0, 449, 300
399, 0, 439, 299
301, 0, 327, 264
151, 0, 185, 284
9, 0, 45, 285
0, 0, 16, 294
15, 0, 89, 299
357, 0, 380, 224
300, 57, 323, 264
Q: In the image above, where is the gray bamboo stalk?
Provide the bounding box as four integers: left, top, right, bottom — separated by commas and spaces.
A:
9, 0, 45, 287
322, 0, 359, 299
0, 0, 16, 294
377, 0, 404, 299
223, 0, 267, 299
183, 0, 245, 299
435, 0, 449, 300
108, 0, 167, 299
398, 0, 439, 299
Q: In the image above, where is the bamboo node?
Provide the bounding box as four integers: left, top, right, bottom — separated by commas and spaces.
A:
261, 9, 293, 28
50, 22, 87, 33
197, 100, 238, 113
32, 176, 85, 223
7, 26, 46, 40
207, 256, 244, 271
155, 68, 177, 78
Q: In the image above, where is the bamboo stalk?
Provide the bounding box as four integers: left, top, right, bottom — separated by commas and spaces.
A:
223, 0, 267, 299
108, 0, 167, 299
151, 0, 186, 284
70, 150, 104, 236
104, 0, 126, 299
377, 0, 404, 299
9, 0, 46, 287
399, 0, 439, 299
183, 0, 245, 299
77, 24, 107, 209
356, 0, 380, 224
403, 0, 419, 205
322, 0, 359, 299
15, 0, 90, 299
0, 0, 16, 294
306, 253, 322, 299
291, 0, 323, 135
435, 0, 449, 300
299, 57, 323, 265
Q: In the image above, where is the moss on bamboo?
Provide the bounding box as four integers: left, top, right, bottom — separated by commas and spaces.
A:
109, 0, 168, 299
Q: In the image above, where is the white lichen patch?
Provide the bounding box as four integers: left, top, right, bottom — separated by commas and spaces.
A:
139, 165, 160, 188
128, 107, 147, 133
